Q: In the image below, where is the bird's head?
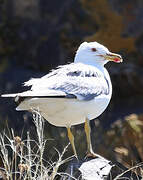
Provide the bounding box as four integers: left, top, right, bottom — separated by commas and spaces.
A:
74, 42, 123, 66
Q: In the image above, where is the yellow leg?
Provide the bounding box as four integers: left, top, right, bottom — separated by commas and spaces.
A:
84, 118, 94, 154
84, 118, 103, 158
67, 127, 77, 158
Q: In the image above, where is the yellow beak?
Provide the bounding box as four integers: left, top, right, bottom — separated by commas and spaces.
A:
104, 52, 123, 63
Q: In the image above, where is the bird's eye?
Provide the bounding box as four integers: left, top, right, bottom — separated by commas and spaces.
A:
91, 48, 97, 52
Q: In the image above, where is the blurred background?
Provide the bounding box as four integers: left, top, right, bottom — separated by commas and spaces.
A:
0, 0, 143, 169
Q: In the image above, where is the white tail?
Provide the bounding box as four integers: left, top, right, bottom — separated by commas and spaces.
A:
1, 93, 18, 98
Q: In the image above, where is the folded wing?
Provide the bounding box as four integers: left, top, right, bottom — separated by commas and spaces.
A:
1, 63, 110, 101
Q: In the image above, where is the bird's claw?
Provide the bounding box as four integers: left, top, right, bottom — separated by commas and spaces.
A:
85, 151, 103, 159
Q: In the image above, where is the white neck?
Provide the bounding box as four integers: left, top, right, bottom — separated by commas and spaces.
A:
74, 52, 107, 69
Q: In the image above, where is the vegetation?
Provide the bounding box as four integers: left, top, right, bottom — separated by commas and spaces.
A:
0, 111, 74, 180
0, 112, 143, 179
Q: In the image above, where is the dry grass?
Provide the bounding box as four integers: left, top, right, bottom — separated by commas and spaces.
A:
0, 111, 74, 180
1, 111, 143, 179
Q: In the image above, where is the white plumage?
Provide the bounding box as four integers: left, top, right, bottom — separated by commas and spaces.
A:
1, 41, 123, 127
1, 41, 122, 157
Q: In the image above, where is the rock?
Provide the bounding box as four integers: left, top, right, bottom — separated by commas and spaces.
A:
79, 158, 113, 180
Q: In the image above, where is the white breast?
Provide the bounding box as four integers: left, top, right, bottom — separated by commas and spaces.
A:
17, 93, 111, 127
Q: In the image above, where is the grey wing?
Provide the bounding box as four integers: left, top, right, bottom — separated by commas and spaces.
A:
50, 76, 110, 101
24, 63, 110, 101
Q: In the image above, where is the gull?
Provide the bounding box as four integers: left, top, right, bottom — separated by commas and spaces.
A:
1, 41, 123, 158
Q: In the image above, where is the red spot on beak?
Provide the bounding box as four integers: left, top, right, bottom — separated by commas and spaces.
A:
114, 58, 121, 63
